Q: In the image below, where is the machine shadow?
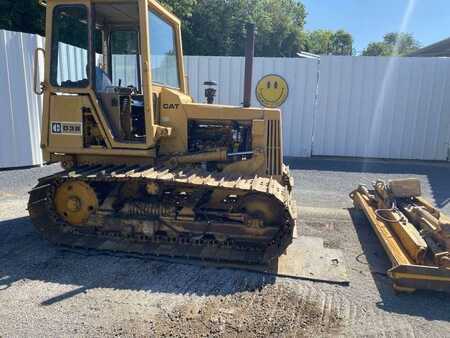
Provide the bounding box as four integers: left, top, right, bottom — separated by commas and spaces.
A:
286, 157, 450, 210
349, 208, 450, 321
0, 216, 276, 304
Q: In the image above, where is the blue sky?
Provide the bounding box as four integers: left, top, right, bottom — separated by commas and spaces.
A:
300, 0, 450, 54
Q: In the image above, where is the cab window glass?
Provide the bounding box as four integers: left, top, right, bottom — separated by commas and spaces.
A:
148, 11, 180, 88
50, 6, 89, 88
111, 30, 140, 88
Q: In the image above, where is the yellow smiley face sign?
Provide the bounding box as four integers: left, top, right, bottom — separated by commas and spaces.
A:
256, 74, 289, 108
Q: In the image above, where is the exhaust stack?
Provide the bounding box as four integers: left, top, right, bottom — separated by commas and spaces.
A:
243, 23, 256, 108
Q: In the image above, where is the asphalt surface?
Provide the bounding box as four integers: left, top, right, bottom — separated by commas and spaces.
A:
286, 157, 450, 214
1, 158, 449, 337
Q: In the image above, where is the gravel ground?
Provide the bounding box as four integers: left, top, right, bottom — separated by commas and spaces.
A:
0, 158, 449, 337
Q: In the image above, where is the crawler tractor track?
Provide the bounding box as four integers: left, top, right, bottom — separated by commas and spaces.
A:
28, 164, 297, 265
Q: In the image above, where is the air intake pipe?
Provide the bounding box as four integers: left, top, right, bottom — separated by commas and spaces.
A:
243, 23, 256, 108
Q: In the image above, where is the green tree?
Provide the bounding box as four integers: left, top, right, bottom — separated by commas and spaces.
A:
304, 30, 333, 55
362, 42, 392, 56
0, 0, 312, 57
362, 32, 420, 56
253, 0, 307, 57
331, 30, 353, 55
159, 0, 198, 19
303, 29, 353, 55
178, 0, 307, 57
0, 0, 45, 35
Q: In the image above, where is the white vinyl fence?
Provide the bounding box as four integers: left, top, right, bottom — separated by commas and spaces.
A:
1, 29, 450, 168
0, 31, 44, 168
314, 56, 450, 161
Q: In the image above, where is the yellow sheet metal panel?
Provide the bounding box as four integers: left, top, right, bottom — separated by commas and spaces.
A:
48, 95, 85, 150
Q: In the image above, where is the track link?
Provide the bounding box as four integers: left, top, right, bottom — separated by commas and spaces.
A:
28, 164, 297, 265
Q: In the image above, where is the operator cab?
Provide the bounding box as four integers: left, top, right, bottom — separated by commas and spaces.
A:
49, 0, 183, 146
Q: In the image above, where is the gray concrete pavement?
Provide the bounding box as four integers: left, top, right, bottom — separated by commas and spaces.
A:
0, 158, 449, 337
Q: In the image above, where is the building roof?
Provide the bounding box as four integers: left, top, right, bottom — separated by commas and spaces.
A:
408, 37, 450, 57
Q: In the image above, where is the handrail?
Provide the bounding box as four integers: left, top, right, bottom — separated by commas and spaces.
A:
34, 48, 46, 95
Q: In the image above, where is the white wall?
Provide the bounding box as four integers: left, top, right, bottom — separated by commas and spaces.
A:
313, 56, 450, 161
0, 30, 44, 168
1, 29, 450, 168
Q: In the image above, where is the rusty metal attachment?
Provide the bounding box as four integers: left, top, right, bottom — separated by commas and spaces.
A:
351, 179, 450, 293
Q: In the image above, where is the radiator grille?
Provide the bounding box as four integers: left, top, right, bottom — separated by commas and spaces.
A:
266, 120, 282, 176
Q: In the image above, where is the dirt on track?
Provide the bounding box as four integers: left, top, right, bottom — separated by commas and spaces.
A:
150, 284, 341, 338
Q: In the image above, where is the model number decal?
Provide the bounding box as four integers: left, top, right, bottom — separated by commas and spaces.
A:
51, 122, 82, 135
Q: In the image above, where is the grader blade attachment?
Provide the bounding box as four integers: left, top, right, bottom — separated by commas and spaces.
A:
351, 179, 450, 293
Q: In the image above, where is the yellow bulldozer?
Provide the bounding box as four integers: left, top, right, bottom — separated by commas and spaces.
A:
29, 0, 297, 265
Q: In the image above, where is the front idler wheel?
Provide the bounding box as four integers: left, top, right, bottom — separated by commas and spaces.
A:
54, 181, 98, 225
